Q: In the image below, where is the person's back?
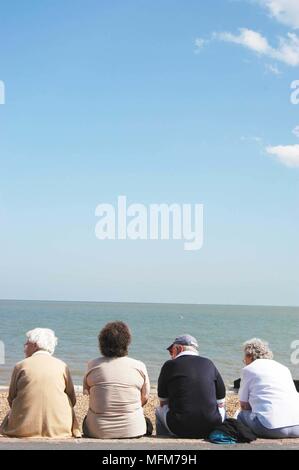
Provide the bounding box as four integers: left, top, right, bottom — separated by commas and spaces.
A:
158, 354, 225, 438
83, 322, 150, 439
1, 332, 80, 439
237, 338, 299, 439
84, 356, 149, 438
241, 358, 299, 429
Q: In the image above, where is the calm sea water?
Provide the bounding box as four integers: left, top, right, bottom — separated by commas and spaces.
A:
0, 300, 298, 386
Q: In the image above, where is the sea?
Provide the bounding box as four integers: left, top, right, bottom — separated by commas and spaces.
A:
0, 300, 298, 387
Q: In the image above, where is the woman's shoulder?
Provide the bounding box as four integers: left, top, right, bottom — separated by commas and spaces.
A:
124, 356, 148, 370
87, 356, 105, 370
85, 355, 148, 371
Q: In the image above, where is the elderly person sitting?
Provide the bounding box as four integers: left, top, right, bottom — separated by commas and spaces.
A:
156, 334, 226, 438
0, 328, 81, 438
238, 338, 299, 438
83, 321, 151, 439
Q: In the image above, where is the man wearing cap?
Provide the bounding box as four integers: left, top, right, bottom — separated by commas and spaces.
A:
156, 334, 226, 438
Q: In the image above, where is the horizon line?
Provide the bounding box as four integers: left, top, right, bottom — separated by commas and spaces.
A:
0, 298, 298, 308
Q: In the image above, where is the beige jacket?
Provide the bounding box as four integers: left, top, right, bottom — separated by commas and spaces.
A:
0, 351, 81, 438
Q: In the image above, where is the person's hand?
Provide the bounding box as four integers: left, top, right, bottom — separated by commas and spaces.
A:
240, 401, 252, 410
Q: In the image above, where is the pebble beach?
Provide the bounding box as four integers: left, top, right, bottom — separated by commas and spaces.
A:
0, 389, 240, 436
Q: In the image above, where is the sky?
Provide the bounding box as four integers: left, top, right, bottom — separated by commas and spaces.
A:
0, 0, 298, 306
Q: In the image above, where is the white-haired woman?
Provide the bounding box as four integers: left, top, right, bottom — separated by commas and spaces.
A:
0, 328, 81, 438
237, 338, 299, 438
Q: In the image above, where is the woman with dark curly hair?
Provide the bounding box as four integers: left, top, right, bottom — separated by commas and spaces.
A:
83, 321, 151, 438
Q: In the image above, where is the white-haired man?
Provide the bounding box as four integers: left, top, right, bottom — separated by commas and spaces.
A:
156, 334, 226, 438
0, 328, 81, 438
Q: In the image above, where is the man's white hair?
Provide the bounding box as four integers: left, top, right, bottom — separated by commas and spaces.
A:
176, 344, 198, 353
26, 328, 58, 355
243, 337, 273, 361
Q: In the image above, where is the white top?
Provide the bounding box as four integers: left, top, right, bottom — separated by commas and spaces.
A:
239, 359, 299, 429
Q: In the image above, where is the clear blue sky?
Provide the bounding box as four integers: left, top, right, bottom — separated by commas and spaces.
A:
0, 0, 298, 305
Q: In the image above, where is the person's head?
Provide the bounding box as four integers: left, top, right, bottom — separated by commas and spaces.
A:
243, 338, 273, 365
167, 334, 199, 359
98, 321, 132, 358
24, 328, 58, 358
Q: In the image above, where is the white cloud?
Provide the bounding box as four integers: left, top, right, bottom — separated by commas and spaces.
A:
274, 33, 299, 65
194, 38, 208, 51
257, 0, 299, 29
241, 136, 263, 143
266, 144, 299, 167
214, 29, 269, 54
292, 125, 299, 137
265, 63, 281, 74
212, 28, 299, 66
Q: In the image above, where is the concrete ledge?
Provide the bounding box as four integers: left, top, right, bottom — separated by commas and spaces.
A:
0, 436, 298, 450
